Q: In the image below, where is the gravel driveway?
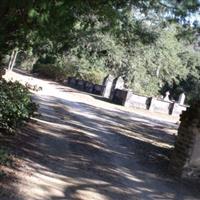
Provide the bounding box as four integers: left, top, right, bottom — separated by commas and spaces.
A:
3, 71, 200, 200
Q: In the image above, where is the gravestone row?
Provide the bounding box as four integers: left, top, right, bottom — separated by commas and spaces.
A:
67, 77, 105, 95
66, 75, 188, 116
66, 75, 125, 99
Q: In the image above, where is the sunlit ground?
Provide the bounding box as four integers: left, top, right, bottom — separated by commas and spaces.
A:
2, 70, 199, 200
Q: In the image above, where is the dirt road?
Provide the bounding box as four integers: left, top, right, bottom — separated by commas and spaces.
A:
3, 71, 200, 200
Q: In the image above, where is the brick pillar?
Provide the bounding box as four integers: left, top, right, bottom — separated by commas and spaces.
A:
169, 101, 200, 179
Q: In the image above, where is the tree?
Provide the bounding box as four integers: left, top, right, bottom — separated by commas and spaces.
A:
0, 0, 199, 100
0, 0, 199, 58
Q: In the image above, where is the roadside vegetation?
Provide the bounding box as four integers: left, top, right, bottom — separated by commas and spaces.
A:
21, 23, 200, 101
3, 1, 198, 103
0, 1, 199, 198
0, 0, 199, 168
0, 79, 37, 134
0, 78, 37, 170
0, 0, 199, 170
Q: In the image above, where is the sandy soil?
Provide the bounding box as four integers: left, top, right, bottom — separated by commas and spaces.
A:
1, 70, 200, 200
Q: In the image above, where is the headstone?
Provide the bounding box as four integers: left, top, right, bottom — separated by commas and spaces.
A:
112, 89, 149, 109
124, 92, 149, 109
76, 79, 85, 90
102, 75, 114, 98
112, 89, 128, 105
110, 76, 124, 99
67, 77, 77, 87
113, 76, 124, 90
84, 82, 94, 93
178, 93, 185, 105
93, 84, 105, 95
164, 91, 170, 102
170, 102, 188, 116
149, 97, 172, 114
63, 79, 68, 85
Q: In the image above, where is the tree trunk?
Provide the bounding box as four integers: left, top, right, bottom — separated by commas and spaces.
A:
10, 50, 18, 71
156, 66, 160, 78
8, 50, 15, 70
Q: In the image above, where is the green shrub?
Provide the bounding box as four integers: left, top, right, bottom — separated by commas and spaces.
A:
0, 148, 9, 165
0, 148, 11, 178
76, 68, 106, 84
0, 79, 37, 134
32, 63, 67, 81
62, 56, 107, 84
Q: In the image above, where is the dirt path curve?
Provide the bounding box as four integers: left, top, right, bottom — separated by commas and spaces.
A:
4, 71, 200, 200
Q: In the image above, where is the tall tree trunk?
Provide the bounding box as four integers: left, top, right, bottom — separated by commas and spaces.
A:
10, 50, 18, 71
8, 50, 15, 70
156, 66, 160, 78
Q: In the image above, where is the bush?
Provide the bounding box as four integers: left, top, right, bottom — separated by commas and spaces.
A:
0, 148, 9, 165
32, 63, 67, 81
0, 79, 37, 134
62, 55, 107, 84
75, 68, 106, 84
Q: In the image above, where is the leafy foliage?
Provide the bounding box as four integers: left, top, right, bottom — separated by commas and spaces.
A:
169, 50, 200, 103
0, 148, 9, 165
16, 13, 200, 100
0, 80, 37, 134
32, 63, 67, 81
0, 0, 199, 57
0, 1, 199, 101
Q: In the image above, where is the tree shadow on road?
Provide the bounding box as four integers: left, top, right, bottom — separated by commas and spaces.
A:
14, 94, 200, 200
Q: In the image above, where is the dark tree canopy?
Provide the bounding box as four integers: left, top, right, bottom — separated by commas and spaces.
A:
0, 0, 200, 102
0, 0, 199, 54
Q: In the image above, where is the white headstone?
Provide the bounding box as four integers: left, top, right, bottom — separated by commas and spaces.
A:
114, 76, 124, 90
102, 75, 114, 98
178, 93, 185, 105
110, 76, 124, 99
164, 91, 170, 102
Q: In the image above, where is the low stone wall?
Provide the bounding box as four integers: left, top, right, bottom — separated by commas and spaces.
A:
170, 102, 200, 179
66, 76, 189, 117
93, 84, 105, 96
76, 79, 85, 90
66, 77, 104, 95
124, 92, 149, 109
112, 89, 149, 109
102, 75, 114, 98
149, 98, 172, 115
112, 89, 128, 105
67, 77, 77, 87
170, 103, 188, 116
84, 81, 94, 93
110, 76, 125, 99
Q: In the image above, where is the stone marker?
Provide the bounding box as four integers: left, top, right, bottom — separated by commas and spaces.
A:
102, 74, 114, 98
170, 102, 188, 116
84, 81, 94, 93
178, 93, 185, 105
113, 76, 124, 90
149, 97, 172, 114
163, 91, 170, 101
124, 92, 149, 109
110, 76, 124, 99
67, 77, 77, 87
76, 79, 85, 90
63, 79, 68, 85
93, 84, 105, 95
112, 89, 128, 105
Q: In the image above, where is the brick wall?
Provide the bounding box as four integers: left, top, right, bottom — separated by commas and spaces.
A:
169, 101, 200, 179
